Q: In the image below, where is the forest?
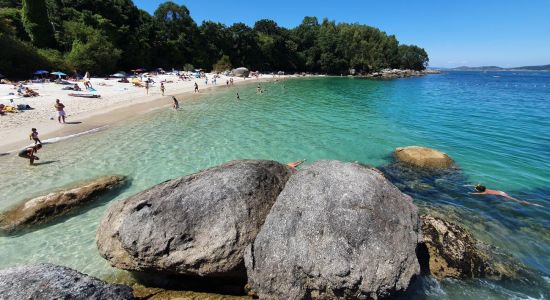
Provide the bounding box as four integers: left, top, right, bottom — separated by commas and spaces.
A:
0, 0, 429, 77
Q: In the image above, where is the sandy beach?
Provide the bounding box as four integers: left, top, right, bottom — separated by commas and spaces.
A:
0, 74, 285, 153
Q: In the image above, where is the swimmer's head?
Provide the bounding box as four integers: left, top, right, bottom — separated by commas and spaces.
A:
475, 184, 486, 192
35, 144, 42, 150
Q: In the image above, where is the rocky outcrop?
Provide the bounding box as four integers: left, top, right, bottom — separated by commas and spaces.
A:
394, 146, 454, 169
0, 175, 125, 233
245, 160, 421, 299
365, 69, 440, 79
231, 67, 250, 78
0, 263, 135, 299
419, 214, 520, 280
132, 285, 251, 300
97, 160, 292, 279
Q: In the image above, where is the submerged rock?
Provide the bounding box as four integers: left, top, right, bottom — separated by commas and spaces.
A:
97, 160, 292, 279
394, 146, 454, 169
245, 160, 421, 299
0, 263, 135, 299
419, 214, 520, 280
0, 175, 125, 233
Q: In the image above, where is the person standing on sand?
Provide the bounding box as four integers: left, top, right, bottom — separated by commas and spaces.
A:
194, 82, 199, 93
145, 81, 150, 95
172, 96, 179, 109
54, 99, 66, 123
226, 79, 229, 87
18, 144, 42, 165
160, 83, 165, 96
29, 128, 41, 144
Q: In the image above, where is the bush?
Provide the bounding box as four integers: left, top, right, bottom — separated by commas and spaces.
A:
212, 55, 232, 72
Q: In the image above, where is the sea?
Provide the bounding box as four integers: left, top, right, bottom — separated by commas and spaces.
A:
0, 72, 548, 299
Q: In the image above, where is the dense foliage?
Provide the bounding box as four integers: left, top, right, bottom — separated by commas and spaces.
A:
0, 0, 429, 78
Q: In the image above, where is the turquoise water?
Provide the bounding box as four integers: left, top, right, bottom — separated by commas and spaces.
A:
0, 73, 549, 298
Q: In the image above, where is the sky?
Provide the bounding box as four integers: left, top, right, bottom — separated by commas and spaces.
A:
134, 0, 550, 68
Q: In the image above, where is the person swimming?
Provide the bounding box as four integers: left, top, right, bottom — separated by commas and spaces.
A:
287, 160, 305, 168
468, 184, 542, 207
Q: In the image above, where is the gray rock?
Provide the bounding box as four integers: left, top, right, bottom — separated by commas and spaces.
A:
231, 67, 250, 78
0, 263, 135, 299
0, 176, 125, 233
97, 160, 292, 278
245, 160, 421, 299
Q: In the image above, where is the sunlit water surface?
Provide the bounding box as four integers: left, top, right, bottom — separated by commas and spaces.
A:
0, 73, 549, 299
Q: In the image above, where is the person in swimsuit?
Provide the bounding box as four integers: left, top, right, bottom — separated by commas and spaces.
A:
18, 144, 42, 165
54, 99, 66, 123
172, 96, 179, 109
287, 160, 305, 168
194, 82, 199, 93
160, 83, 165, 96
469, 184, 542, 207
29, 128, 41, 144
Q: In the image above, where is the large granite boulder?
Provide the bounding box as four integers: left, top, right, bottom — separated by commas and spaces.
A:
0, 263, 135, 299
394, 146, 454, 169
245, 160, 421, 299
419, 214, 520, 280
231, 67, 250, 78
0, 175, 125, 233
97, 160, 292, 278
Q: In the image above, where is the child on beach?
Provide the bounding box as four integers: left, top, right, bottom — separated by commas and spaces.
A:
145, 81, 150, 95
160, 83, 165, 96
29, 128, 41, 144
194, 82, 199, 93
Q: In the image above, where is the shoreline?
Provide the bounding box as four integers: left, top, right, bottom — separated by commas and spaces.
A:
0, 76, 284, 154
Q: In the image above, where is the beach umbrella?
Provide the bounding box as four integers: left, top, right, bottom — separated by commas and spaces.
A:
33, 70, 49, 75
51, 71, 67, 76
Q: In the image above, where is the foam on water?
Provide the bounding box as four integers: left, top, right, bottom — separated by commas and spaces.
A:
0, 73, 548, 298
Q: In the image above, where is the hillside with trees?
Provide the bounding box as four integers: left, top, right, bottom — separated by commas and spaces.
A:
0, 0, 429, 77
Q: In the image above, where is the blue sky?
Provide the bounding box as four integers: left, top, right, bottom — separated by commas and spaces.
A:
134, 0, 550, 68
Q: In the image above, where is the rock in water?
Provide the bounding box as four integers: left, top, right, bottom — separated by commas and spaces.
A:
97, 160, 292, 278
245, 160, 421, 299
394, 146, 454, 169
419, 214, 520, 280
0, 175, 125, 233
0, 263, 135, 299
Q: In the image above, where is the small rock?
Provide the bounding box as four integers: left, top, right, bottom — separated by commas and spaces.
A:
0, 263, 135, 299
394, 146, 454, 169
0, 175, 125, 233
245, 160, 421, 299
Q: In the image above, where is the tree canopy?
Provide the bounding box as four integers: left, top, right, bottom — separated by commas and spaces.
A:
0, 1, 429, 78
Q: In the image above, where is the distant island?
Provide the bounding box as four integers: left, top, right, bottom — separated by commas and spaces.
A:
441, 64, 550, 71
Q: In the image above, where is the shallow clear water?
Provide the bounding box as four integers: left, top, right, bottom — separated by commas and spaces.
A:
0, 73, 549, 298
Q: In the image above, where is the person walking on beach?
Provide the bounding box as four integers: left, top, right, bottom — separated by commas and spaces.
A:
194, 82, 199, 93
205, 77, 208, 85
468, 184, 543, 207
160, 83, 165, 96
54, 99, 66, 123
172, 96, 179, 109
226, 79, 229, 87
145, 81, 150, 95
29, 128, 41, 144
18, 144, 42, 165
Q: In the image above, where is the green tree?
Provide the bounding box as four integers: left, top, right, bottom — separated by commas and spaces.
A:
212, 55, 232, 72
398, 45, 429, 70
21, 0, 55, 48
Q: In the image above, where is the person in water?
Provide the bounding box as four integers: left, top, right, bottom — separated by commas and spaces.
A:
172, 96, 179, 109
287, 160, 305, 168
236, 92, 240, 100
469, 184, 542, 207
18, 144, 42, 165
